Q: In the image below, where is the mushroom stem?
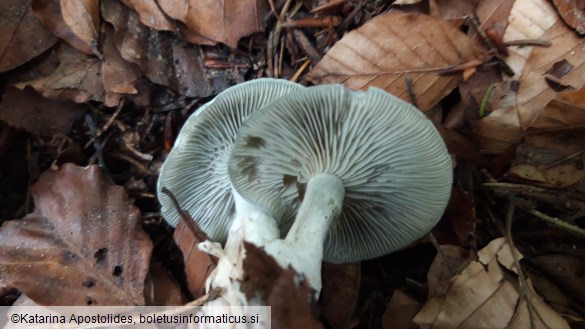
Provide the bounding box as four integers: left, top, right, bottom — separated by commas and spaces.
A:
283, 173, 345, 293
205, 188, 280, 291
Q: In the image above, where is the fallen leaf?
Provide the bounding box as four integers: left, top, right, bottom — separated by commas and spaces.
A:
506, 134, 585, 187
31, 0, 93, 54
60, 0, 100, 55
382, 290, 422, 329
307, 12, 485, 111
531, 85, 585, 131
0, 86, 85, 136
240, 242, 284, 302
268, 269, 324, 329
552, 0, 585, 34
414, 238, 570, 329
156, 0, 270, 48
320, 262, 360, 329
0, 164, 153, 305
14, 43, 105, 103
173, 215, 217, 299
430, 0, 480, 20
0, 0, 57, 73
144, 263, 184, 306
529, 254, 585, 300
120, 0, 176, 31
101, 0, 228, 98
474, 0, 585, 153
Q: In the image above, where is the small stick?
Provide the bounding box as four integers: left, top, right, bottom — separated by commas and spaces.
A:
504, 39, 552, 47
84, 113, 106, 169
291, 59, 311, 82
292, 29, 321, 64
467, 13, 514, 76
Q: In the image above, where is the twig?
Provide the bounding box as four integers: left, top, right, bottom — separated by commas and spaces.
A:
467, 13, 514, 76
84, 114, 106, 169
516, 204, 585, 238
504, 195, 536, 329
111, 152, 155, 175
504, 39, 552, 47
292, 29, 321, 64
84, 100, 125, 149
291, 59, 311, 82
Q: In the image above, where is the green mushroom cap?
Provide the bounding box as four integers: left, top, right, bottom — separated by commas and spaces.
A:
228, 84, 452, 263
157, 78, 304, 243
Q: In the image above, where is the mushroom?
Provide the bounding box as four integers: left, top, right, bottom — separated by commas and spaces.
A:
156, 79, 303, 289
157, 78, 303, 241
228, 84, 452, 294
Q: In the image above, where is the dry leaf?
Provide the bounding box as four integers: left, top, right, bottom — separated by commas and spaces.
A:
144, 263, 184, 306
32, 0, 93, 54
0, 86, 85, 136
320, 262, 360, 329
240, 242, 285, 302
531, 85, 585, 130
506, 134, 585, 187
0, 164, 153, 305
552, 0, 585, 34
173, 215, 217, 299
156, 0, 269, 48
268, 269, 324, 329
414, 238, 570, 329
382, 290, 422, 329
0, 0, 57, 73
307, 12, 485, 111
474, 0, 585, 153
14, 43, 105, 103
120, 0, 176, 31
60, 0, 100, 55
101, 0, 228, 98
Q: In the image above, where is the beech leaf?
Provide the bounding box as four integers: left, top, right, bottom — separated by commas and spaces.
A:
0, 164, 153, 306
307, 12, 485, 111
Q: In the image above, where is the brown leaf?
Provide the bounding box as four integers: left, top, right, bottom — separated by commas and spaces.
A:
173, 216, 217, 299
156, 0, 270, 48
240, 242, 284, 302
101, 0, 228, 98
552, 0, 585, 34
506, 134, 585, 187
529, 254, 585, 300
320, 262, 360, 329
0, 0, 57, 73
382, 290, 422, 329
307, 12, 485, 111
414, 238, 570, 329
120, 0, 176, 31
268, 269, 324, 329
531, 85, 585, 131
0, 164, 153, 305
144, 263, 184, 306
32, 0, 93, 54
0, 86, 85, 136
60, 0, 100, 55
14, 43, 105, 103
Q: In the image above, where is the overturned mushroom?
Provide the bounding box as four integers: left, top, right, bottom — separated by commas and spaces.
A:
157, 78, 303, 241
157, 79, 304, 290
228, 84, 452, 294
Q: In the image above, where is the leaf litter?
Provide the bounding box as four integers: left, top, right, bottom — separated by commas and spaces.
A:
1, 0, 585, 327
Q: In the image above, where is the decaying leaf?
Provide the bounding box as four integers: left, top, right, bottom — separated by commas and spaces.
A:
382, 290, 422, 329
0, 164, 153, 305
60, 0, 100, 55
240, 242, 285, 302
144, 263, 185, 306
101, 0, 229, 98
120, 0, 176, 31
0, 86, 85, 136
474, 0, 585, 153
320, 262, 360, 329
506, 134, 585, 187
268, 269, 324, 329
552, 0, 585, 34
307, 12, 485, 111
156, 0, 269, 48
14, 43, 105, 103
173, 214, 217, 299
531, 85, 585, 130
414, 238, 570, 329
31, 0, 94, 55
0, 0, 57, 73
